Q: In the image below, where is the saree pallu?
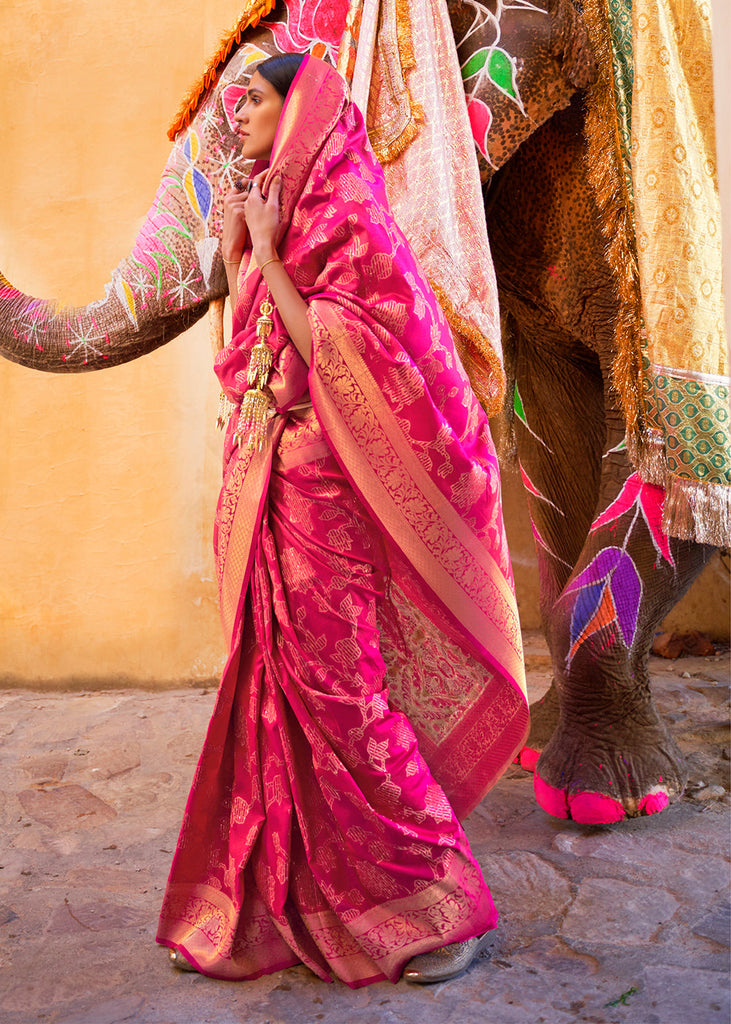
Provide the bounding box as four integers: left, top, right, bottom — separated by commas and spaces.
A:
156, 406, 497, 987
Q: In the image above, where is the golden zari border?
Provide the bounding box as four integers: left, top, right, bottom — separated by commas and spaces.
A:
367, 0, 425, 164
429, 280, 506, 417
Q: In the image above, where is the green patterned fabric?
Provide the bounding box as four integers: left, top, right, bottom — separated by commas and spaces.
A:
606, 0, 635, 212
644, 365, 730, 487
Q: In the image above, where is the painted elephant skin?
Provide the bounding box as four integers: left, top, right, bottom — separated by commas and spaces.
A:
0, 0, 723, 825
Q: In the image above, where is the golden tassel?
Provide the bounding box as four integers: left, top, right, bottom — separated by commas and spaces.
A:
216, 391, 237, 430
233, 387, 271, 450
233, 291, 276, 450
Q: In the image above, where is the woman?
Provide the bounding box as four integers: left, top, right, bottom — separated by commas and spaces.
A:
156, 52, 528, 988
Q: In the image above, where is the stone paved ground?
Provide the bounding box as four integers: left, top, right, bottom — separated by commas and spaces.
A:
0, 634, 728, 1024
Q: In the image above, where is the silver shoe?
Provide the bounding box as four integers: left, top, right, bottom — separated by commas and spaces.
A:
168, 948, 198, 972
402, 931, 494, 984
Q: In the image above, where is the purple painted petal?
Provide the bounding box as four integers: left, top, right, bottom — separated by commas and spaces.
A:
566, 547, 643, 652
608, 552, 643, 648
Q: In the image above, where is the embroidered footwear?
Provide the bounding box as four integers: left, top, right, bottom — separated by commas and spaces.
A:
168, 948, 198, 972
402, 931, 494, 984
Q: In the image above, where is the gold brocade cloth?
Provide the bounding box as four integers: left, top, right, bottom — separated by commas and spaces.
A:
586, 0, 729, 545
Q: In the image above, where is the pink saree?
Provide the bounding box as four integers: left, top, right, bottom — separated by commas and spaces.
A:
156, 56, 528, 988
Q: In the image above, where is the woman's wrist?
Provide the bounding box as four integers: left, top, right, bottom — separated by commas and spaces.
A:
222, 249, 243, 265
253, 245, 278, 267
258, 254, 281, 272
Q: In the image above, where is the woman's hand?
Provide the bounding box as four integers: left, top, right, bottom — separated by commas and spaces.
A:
245, 172, 282, 265
222, 181, 250, 264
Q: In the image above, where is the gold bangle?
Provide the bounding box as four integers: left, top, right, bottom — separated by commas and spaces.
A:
222, 256, 241, 266
258, 256, 281, 273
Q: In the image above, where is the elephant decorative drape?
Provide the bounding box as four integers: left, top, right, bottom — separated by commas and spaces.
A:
583, 0, 729, 546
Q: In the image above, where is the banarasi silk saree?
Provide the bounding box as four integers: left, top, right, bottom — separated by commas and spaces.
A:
156, 56, 528, 988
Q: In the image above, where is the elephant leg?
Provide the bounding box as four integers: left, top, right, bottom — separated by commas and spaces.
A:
533, 394, 716, 823
506, 313, 606, 763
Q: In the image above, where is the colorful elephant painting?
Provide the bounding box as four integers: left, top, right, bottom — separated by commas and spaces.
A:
0, 0, 727, 826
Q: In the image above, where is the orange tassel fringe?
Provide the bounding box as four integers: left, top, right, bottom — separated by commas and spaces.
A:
168, 0, 277, 141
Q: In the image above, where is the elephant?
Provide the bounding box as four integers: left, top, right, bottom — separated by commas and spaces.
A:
0, 0, 727, 825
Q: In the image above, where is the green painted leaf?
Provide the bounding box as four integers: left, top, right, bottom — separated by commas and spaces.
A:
488, 48, 517, 99
514, 385, 526, 424
461, 48, 489, 80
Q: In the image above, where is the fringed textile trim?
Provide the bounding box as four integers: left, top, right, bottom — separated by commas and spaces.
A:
581, 0, 643, 442
369, 0, 424, 164
663, 474, 731, 548
626, 428, 731, 548
394, 0, 415, 69
167, 0, 277, 141
429, 281, 506, 419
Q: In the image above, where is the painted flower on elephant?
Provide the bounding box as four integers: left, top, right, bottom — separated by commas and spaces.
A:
590, 472, 675, 567
564, 547, 643, 666
270, 0, 352, 63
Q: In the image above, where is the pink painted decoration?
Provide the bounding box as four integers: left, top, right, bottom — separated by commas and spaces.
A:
467, 96, 493, 159
638, 791, 669, 815
533, 773, 569, 818
591, 472, 674, 567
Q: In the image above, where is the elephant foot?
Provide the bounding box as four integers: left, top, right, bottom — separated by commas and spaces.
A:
533, 710, 686, 824
514, 681, 561, 772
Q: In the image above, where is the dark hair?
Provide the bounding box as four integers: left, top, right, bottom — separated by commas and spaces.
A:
255, 53, 305, 99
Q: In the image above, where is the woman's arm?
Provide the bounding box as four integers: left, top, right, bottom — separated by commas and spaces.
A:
221, 182, 248, 308
245, 175, 313, 366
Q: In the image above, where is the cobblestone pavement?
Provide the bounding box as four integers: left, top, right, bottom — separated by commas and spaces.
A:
0, 634, 728, 1024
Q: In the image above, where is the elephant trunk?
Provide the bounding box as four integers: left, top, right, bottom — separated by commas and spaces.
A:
0, 141, 231, 373
0, 42, 264, 373
0, 269, 218, 375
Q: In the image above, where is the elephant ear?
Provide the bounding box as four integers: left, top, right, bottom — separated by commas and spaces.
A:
451, 0, 596, 175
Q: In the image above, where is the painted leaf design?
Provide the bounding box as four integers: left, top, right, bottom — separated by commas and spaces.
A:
488, 48, 517, 99
514, 383, 526, 424
222, 83, 247, 132
184, 166, 212, 223
566, 547, 642, 662
591, 473, 673, 566
461, 48, 489, 80
467, 97, 492, 157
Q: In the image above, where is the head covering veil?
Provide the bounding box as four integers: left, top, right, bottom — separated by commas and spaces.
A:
214, 55, 528, 817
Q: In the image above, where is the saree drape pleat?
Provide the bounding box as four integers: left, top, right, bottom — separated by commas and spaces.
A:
158, 411, 497, 986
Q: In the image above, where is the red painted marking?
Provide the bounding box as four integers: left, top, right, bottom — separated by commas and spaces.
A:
639, 792, 669, 815
533, 774, 570, 818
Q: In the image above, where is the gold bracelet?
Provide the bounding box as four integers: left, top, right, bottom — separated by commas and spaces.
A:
222, 256, 241, 266
258, 256, 281, 273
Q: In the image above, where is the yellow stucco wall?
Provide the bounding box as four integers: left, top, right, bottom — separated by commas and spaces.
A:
0, 1, 243, 685
0, 2, 727, 689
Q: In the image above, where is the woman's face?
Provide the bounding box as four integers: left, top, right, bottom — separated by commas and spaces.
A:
234, 71, 285, 162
